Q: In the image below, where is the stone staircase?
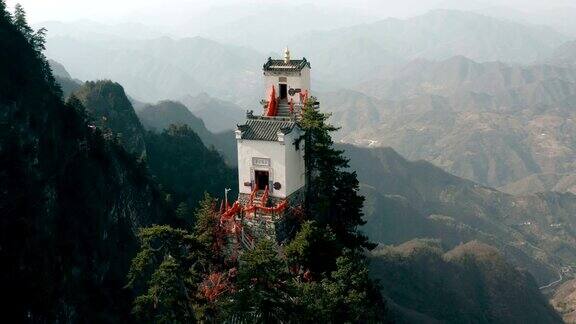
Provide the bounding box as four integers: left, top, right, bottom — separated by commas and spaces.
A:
252, 190, 267, 207
276, 101, 292, 117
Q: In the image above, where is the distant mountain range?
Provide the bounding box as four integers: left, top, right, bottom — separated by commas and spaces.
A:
186, 3, 376, 51
42, 9, 570, 102
320, 55, 576, 192
293, 9, 567, 85
179, 92, 245, 133
547, 40, 576, 67
45, 35, 263, 105
49, 60, 239, 164
341, 144, 576, 285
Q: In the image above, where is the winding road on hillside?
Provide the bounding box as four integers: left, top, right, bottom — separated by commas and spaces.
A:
539, 270, 563, 290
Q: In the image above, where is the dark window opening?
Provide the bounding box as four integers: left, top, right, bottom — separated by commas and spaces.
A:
279, 84, 288, 100
255, 170, 269, 190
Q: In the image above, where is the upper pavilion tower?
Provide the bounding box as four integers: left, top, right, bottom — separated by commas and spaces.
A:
262, 47, 311, 110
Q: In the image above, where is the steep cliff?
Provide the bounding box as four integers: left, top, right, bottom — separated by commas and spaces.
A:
74, 80, 147, 157
0, 9, 170, 322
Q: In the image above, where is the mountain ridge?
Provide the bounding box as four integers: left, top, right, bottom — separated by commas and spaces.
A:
341, 144, 576, 285
323, 55, 576, 190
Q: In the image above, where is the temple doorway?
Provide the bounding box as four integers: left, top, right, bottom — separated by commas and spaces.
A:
279, 84, 287, 100
255, 170, 269, 190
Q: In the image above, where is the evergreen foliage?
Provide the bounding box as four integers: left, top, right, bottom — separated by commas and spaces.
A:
127, 225, 209, 323
144, 124, 236, 216
284, 220, 341, 275
12, 4, 33, 39
323, 249, 386, 322
223, 240, 296, 322
127, 101, 388, 321
295, 249, 386, 323
0, 1, 7, 18
192, 193, 220, 255
13, 3, 46, 52
299, 98, 373, 250
175, 201, 191, 220
74, 80, 147, 156
11, 3, 60, 96
0, 4, 169, 321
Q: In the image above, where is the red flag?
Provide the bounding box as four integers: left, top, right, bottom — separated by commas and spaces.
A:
267, 85, 277, 116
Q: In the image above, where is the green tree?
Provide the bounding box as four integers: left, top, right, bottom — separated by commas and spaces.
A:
296, 249, 386, 323
12, 4, 33, 39
0, 0, 9, 20
12, 4, 45, 52
127, 225, 209, 323
284, 220, 340, 275
299, 98, 373, 250
325, 249, 386, 323
30, 26, 47, 52
11, 3, 61, 96
175, 201, 191, 221
193, 193, 219, 255
66, 95, 92, 124
144, 124, 236, 211
224, 240, 296, 322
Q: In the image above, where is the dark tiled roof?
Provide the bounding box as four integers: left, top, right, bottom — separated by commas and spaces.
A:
263, 57, 311, 72
238, 118, 297, 141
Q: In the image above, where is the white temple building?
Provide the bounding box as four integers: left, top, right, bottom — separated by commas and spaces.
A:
235, 47, 310, 205
220, 48, 315, 254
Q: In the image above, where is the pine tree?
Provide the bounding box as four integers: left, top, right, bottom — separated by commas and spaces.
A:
12, 4, 33, 39
224, 240, 296, 322
284, 220, 340, 275
30, 27, 47, 51
127, 225, 209, 323
295, 249, 386, 323
193, 193, 220, 260
299, 98, 373, 250
66, 95, 91, 124
175, 201, 191, 220
0, 0, 9, 20
325, 249, 386, 322
11, 3, 60, 96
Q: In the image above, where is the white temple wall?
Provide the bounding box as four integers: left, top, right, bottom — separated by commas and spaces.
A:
263, 66, 311, 104
236, 133, 306, 199
283, 130, 306, 196
237, 139, 288, 198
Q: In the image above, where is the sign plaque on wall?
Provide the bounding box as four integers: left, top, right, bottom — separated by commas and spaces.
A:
252, 157, 271, 167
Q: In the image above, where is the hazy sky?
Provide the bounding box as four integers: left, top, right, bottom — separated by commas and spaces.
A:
6, 0, 576, 24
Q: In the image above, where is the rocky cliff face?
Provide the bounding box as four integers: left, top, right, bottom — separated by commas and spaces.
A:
49, 59, 82, 98
75, 80, 148, 158
137, 99, 237, 165
0, 11, 170, 322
